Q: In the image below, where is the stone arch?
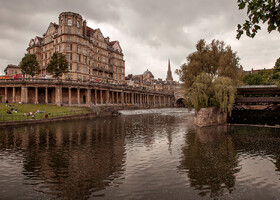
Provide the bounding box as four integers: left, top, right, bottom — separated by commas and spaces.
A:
175, 98, 185, 107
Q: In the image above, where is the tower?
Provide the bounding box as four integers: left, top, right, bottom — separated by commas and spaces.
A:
166, 59, 173, 82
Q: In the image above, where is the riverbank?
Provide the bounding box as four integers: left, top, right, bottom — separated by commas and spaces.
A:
0, 103, 92, 126
0, 103, 174, 127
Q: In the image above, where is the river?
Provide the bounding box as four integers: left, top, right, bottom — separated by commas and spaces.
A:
1, 108, 280, 199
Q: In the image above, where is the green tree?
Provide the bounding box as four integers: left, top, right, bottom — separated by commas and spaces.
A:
176, 39, 241, 88
176, 39, 241, 114
242, 73, 265, 85
272, 57, 280, 79
47, 52, 69, 79
237, 0, 280, 39
213, 77, 237, 115
20, 54, 40, 78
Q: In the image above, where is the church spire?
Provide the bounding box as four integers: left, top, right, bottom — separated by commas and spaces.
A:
166, 59, 173, 82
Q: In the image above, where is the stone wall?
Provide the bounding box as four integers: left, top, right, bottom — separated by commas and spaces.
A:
194, 107, 227, 127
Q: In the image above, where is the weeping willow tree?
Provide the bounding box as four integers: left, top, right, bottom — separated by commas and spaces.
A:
213, 77, 237, 115
177, 39, 242, 114
186, 73, 215, 110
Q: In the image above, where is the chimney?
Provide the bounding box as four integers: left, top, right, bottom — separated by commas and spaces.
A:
105, 37, 110, 43
83, 20, 87, 37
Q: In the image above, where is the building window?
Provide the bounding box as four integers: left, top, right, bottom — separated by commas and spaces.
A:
66, 44, 72, 51
83, 48, 87, 54
77, 64, 80, 72
83, 56, 87, 64
68, 19, 72, 26
68, 28, 71, 33
45, 53, 47, 59
68, 63, 72, 71
66, 54, 72, 61
77, 21, 80, 27
83, 67, 87, 73
78, 54, 81, 62
67, 36, 71, 41
55, 46, 58, 52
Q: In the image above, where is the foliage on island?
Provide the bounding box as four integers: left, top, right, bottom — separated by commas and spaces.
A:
237, 0, 280, 39
241, 57, 280, 86
176, 39, 242, 114
47, 52, 69, 79
20, 54, 40, 78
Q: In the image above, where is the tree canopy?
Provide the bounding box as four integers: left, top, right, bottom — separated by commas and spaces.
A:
176, 39, 241, 114
47, 52, 69, 79
272, 57, 280, 79
176, 39, 241, 88
237, 0, 280, 39
242, 73, 265, 85
20, 54, 40, 77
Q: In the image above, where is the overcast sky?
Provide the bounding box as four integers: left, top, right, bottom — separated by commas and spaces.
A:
0, 0, 280, 80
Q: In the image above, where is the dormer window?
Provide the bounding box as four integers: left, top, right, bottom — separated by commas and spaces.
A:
67, 19, 72, 26
77, 21, 80, 27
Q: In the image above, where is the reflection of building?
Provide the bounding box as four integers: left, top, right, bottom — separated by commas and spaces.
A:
0, 119, 126, 199
27, 12, 125, 82
4, 64, 22, 76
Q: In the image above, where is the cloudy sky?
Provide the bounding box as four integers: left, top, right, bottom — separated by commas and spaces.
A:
0, 0, 280, 80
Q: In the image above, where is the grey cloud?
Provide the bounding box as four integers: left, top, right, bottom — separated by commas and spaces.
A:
0, 0, 279, 79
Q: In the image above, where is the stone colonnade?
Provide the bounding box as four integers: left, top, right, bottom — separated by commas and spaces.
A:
0, 83, 174, 107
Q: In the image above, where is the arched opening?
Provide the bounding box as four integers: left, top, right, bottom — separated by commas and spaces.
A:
175, 98, 185, 107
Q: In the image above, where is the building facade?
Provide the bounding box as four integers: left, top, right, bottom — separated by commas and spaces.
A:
125, 60, 179, 92
4, 65, 21, 76
27, 12, 125, 83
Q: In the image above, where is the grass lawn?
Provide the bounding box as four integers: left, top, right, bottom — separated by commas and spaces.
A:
0, 103, 92, 121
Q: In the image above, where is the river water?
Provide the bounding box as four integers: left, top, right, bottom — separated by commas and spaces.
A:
1, 108, 280, 199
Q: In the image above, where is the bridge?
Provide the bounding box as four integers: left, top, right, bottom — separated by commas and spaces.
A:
0, 79, 175, 108
174, 84, 185, 107
228, 85, 280, 125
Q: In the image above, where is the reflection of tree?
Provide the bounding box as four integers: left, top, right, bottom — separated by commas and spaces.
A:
228, 126, 280, 173
178, 126, 240, 198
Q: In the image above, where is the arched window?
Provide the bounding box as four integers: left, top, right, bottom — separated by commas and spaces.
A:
77, 21, 80, 27
67, 19, 72, 26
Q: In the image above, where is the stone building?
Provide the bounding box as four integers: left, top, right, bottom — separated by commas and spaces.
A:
4, 65, 22, 76
125, 60, 179, 92
27, 12, 125, 83
125, 69, 155, 89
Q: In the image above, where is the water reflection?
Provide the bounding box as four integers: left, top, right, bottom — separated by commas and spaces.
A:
227, 126, 280, 172
0, 118, 127, 199
2, 109, 280, 199
179, 125, 241, 198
